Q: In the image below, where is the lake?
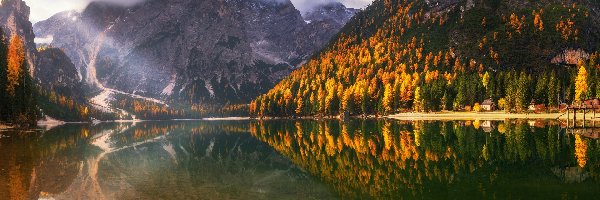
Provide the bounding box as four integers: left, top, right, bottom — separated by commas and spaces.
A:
1, 119, 599, 199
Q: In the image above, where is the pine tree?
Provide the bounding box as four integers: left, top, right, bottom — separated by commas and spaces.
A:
596, 80, 600, 99
6, 35, 37, 125
361, 86, 368, 115
504, 72, 517, 112
0, 29, 8, 120
515, 72, 529, 111
534, 72, 547, 104
324, 78, 339, 115
547, 71, 559, 107
454, 79, 465, 110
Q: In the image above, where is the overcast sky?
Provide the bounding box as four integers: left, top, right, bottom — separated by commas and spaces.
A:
24, 0, 373, 23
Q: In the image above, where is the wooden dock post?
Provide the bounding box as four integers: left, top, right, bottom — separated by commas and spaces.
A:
573, 107, 577, 128
567, 108, 570, 128
584, 105, 587, 128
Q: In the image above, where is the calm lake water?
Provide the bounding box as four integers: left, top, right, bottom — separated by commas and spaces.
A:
1, 119, 599, 199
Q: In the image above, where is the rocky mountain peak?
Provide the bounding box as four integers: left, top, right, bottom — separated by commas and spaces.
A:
303, 2, 359, 26
33, 0, 359, 108
0, 0, 36, 73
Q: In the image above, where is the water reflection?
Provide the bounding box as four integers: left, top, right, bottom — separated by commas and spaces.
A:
0, 121, 335, 200
250, 120, 600, 199
1, 119, 599, 199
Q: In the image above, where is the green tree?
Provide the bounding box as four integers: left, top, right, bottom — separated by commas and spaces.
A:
454, 76, 467, 110
6, 35, 37, 125
515, 72, 530, 111
504, 72, 516, 111
547, 71, 559, 107
534, 72, 547, 104
0, 29, 8, 120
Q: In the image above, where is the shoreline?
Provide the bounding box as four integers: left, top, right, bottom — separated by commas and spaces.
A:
386, 111, 599, 121
249, 111, 598, 121
201, 117, 251, 121
5, 111, 600, 131
0, 123, 14, 131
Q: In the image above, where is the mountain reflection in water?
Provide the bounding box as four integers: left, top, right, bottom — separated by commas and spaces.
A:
0, 119, 599, 199
0, 121, 334, 200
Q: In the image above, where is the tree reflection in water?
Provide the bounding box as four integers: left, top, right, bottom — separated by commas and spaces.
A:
1, 119, 599, 199
250, 120, 600, 199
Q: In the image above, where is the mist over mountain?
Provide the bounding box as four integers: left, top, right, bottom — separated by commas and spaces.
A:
32, 0, 358, 115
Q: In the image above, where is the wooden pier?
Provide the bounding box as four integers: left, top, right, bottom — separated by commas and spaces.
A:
565, 99, 600, 129
568, 127, 600, 139
564, 99, 600, 139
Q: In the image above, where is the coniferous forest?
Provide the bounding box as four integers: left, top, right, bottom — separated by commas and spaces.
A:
0, 31, 37, 126
250, 0, 600, 117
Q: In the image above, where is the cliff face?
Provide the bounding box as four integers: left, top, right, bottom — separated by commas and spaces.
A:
0, 0, 81, 92
35, 47, 83, 99
34, 0, 358, 105
0, 0, 36, 74
303, 2, 359, 25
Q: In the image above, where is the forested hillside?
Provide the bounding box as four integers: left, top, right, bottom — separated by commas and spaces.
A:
0, 32, 37, 126
250, 0, 600, 117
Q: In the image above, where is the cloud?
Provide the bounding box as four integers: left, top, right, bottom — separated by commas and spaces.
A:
89, 0, 147, 7
24, 0, 373, 23
290, 0, 372, 12
34, 35, 53, 44
24, 0, 147, 23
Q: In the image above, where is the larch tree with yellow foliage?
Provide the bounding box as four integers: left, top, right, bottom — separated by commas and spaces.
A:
4, 35, 37, 126
6, 35, 25, 96
382, 83, 394, 114
413, 86, 423, 112
574, 61, 588, 103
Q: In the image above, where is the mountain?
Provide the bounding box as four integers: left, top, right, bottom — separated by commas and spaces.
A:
0, 0, 36, 73
0, 0, 83, 94
250, 0, 600, 117
35, 47, 83, 99
33, 0, 359, 110
0, 0, 44, 125
303, 2, 359, 25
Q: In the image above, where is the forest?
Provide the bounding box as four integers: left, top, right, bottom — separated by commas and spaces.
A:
250, 0, 600, 117
0, 31, 37, 126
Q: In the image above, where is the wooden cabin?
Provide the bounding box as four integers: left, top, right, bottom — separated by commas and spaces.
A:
583, 98, 600, 109
481, 99, 495, 111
